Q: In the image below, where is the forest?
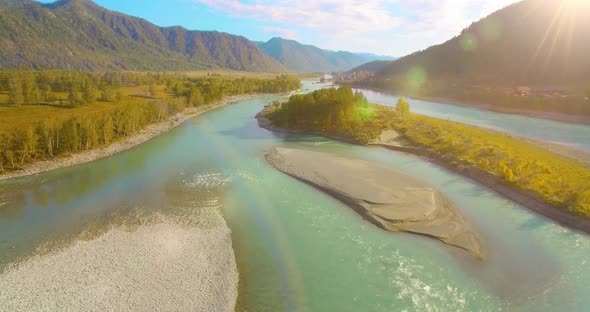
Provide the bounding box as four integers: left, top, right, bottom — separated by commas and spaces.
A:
0, 71, 301, 173
264, 86, 392, 143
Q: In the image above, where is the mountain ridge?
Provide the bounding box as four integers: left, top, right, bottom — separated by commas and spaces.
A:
0, 0, 286, 71
353, 0, 590, 86
258, 37, 394, 72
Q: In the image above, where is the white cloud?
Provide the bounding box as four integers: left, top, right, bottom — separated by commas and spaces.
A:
197, 0, 403, 35
196, 0, 520, 55
394, 0, 518, 40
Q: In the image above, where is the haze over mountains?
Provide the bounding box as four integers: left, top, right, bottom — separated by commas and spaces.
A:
351, 0, 590, 87
258, 38, 395, 72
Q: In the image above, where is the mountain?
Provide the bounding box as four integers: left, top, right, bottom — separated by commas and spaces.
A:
347, 61, 391, 74
0, 0, 285, 72
258, 37, 393, 72
354, 53, 396, 62
367, 0, 590, 86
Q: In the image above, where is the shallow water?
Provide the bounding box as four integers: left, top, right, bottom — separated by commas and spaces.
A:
1, 80, 590, 311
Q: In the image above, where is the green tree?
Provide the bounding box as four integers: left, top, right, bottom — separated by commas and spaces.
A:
14, 127, 38, 163
396, 97, 410, 120
101, 115, 115, 145
36, 121, 55, 158
8, 78, 24, 105
186, 86, 204, 106
81, 80, 96, 103
22, 74, 40, 105
68, 84, 83, 107
100, 84, 113, 101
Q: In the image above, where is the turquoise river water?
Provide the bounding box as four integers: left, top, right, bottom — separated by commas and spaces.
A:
0, 80, 589, 311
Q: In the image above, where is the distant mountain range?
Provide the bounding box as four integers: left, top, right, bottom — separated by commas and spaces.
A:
257, 37, 395, 72
0, 0, 285, 71
0, 0, 394, 73
351, 0, 590, 86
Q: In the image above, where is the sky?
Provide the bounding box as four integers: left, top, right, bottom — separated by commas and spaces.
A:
39, 0, 520, 57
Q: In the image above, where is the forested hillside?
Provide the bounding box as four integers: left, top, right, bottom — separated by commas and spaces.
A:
0, 0, 285, 72
258, 38, 393, 72
373, 0, 590, 85
344, 0, 590, 117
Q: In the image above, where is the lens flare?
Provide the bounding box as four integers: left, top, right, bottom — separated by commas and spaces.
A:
478, 18, 502, 42
460, 33, 478, 51
407, 66, 427, 90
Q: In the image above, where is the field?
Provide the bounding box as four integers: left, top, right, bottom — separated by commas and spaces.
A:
0, 85, 170, 136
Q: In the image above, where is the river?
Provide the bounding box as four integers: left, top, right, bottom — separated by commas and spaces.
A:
351, 88, 590, 151
0, 80, 589, 311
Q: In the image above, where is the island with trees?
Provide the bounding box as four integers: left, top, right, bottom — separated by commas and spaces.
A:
257, 86, 590, 232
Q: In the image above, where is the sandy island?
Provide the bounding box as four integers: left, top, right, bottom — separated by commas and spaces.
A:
266, 147, 485, 260
257, 107, 590, 235
0, 93, 264, 182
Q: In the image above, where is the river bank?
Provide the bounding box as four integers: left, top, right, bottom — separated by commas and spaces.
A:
256, 112, 590, 235
0, 93, 264, 182
342, 84, 590, 126
0, 212, 238, 312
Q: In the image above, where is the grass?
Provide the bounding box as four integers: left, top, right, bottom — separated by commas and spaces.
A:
0, 84, 172, 135
0, 102, 121, 135
397, 114, 590, 216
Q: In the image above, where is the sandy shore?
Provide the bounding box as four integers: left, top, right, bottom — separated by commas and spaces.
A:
0, 94, 264, 182
265, 147, 485, 259
0, 213, 238, 312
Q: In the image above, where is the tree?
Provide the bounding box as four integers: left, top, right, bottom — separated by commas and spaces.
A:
68, 84, 83, 107
81, 80, 96, 103
396, 97, 410, 120
8, 78, 24, 105
4, 150, 15, 169
0, 135, 8, 172
40, 83, 53, 102
186, 86, 204, 107
22, 74, 40, 105
14, 128, 38, 163
101, 115, 115, 145
36, 121, 56, 158
100, 84, 113, 101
